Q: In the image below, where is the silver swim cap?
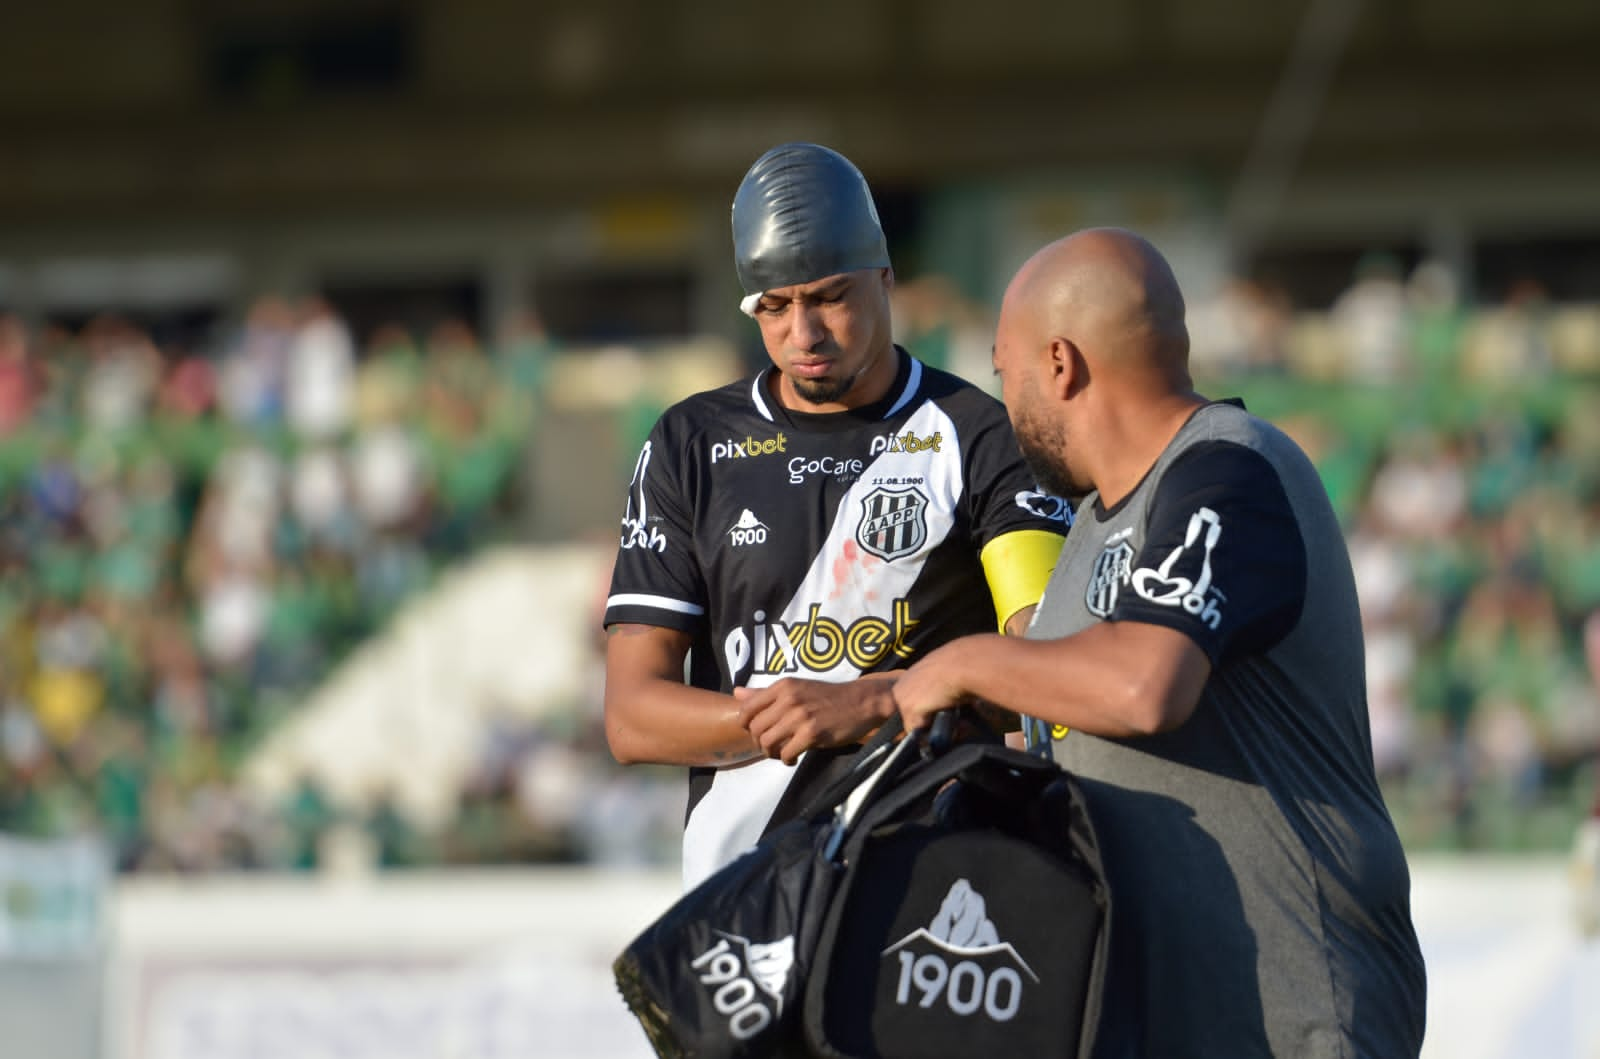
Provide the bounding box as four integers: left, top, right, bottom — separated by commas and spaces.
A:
732, 143, 890, 314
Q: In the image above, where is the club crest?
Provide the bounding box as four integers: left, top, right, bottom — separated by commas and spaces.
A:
857, 486, 929, 562
1085, 538, 1134, 617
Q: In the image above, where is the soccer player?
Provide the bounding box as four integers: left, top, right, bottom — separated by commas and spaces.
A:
602, 143, 1068, 889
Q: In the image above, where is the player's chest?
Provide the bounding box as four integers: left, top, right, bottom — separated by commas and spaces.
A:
690, 423, 962, 573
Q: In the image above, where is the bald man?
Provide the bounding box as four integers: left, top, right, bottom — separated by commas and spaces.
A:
895, 229, 1427, 1057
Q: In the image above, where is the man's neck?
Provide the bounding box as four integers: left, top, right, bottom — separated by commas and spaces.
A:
1093, 391, 1207, 508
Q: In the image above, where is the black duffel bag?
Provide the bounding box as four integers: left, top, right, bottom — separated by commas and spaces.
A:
613, 714, 1110, 1059
801, 733, 1110, 1059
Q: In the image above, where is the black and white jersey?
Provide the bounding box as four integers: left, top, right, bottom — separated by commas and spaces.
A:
604, 349, 1068, 887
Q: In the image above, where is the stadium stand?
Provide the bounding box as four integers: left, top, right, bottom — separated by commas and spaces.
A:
1, 262, 1598, 872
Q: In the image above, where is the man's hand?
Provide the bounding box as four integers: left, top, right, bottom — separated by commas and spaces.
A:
891, 639, 980, 734
734, 678, 898, 765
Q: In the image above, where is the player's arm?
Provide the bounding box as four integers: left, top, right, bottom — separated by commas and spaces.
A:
902, 441, 1305, 737
1003, 604, 1037, 638
895, 620, 1211, 736
733, 675, 900, 766
604, 623, 763, 768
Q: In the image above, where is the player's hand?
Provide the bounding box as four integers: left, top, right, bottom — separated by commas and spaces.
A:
891, 644, 973, 734
734, 678, 897, 765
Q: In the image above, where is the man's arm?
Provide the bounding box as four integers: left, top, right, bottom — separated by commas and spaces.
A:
894, 620, 1211, 738
603, 623, 763, 767
1003, 603, 1037, 638
733, 676, 899, 766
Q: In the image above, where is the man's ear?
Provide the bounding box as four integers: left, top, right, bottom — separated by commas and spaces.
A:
1046, 336, 1080, 399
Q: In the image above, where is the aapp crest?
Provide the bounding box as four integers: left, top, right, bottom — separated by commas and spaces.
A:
857, 486, 929, 562
1085, 537, 1134, 617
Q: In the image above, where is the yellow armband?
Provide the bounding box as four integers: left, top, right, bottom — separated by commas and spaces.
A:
979, 529, 1065, 633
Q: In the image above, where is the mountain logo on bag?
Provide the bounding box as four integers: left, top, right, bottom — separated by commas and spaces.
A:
880, 879, 1038, 1022
689, 931, 796, 1040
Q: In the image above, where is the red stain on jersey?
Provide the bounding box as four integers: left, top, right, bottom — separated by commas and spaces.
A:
830, 539, 862, 599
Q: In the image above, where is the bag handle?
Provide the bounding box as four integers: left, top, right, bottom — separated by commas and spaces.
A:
792, 710, 907, 823
1022, 714, 1056, 759
799, 705, 1015, 862
821, 705, 993, 862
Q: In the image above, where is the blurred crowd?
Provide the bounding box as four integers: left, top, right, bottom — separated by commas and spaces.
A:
2, 254, 1598, 872
1189, 254, 1600, 851
0, 297, 557, 871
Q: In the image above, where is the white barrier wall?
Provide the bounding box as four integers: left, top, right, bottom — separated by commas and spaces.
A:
95, 857, 1600, 1059
106, 868, 680, 1059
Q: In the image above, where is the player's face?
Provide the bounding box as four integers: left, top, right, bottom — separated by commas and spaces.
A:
752, 268, 896, 411
993, 298, 1083, 499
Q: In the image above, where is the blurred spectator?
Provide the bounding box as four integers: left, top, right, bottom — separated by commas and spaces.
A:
1330, 251, 1410, 383
354, 322, 423, 428
1189, 275, 1292, 378
79, 316, 160, 433
159, 346, 217, 420
217, 295, 295, 427
0, 313, 38, 433
890, 274, 996, 384
1462, 277, 1556, 384
285, 296, 356, 441
1367, 431, 1468, 541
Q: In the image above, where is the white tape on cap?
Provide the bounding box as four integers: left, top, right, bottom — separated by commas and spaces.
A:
739, 292, 764, 317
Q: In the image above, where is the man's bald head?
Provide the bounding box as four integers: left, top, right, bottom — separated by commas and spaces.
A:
1006, 227, 1190, 384
993, 228, 1202, 501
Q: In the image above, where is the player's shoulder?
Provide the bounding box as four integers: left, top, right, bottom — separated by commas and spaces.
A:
1153, 400, 1324, 511
908, 359, 1009, 420
653, 370, 772, 441
1174, 400, 1314, 479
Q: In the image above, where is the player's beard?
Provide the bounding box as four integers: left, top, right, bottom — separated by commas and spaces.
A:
791, 369, 860, 406
1013, 403, 1081, 500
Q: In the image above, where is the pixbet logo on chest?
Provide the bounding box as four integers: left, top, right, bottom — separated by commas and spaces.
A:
711, 432, 788, 463
870, 429, 944, 456
724, 600, 921, 680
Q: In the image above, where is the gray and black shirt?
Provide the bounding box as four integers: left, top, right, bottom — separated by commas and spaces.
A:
1031, 399, 1426, 1058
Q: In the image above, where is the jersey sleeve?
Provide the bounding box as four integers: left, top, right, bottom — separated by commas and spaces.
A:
962, 406, 1071, 627
603, 418, 707, 634
962, 408, 1073, 546
1109, 441, 1307, 665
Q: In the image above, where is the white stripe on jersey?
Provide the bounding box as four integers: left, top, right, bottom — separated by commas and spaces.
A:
680, 397, 963, 889
883, 358, 923, 419
750, 375, 774, 421
605, 593, 706, 616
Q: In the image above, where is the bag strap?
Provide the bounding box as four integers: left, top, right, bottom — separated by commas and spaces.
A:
796, 706, 1026, 862
791, 711, 907, 822
834, 740, 1063, 859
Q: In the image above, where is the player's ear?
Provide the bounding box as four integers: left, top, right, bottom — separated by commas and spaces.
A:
1046, 336, 1080, 400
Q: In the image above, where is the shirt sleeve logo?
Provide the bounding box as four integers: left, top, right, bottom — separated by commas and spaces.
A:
620, 441, 667, 552
1129, 506, 1226, 629
1015, 488, 1072, 524
857, 486, 929, 562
